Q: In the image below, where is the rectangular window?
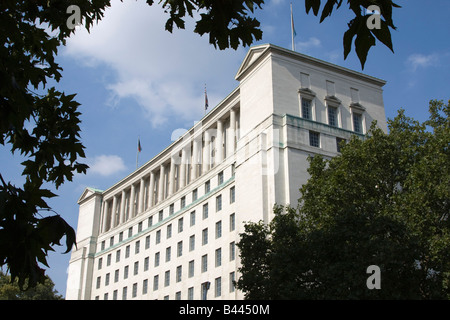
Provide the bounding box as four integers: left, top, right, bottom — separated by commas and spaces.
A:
122, 287, 127, 300
124, 265, 129, 279
153, 275, 159, 291
177, 241, 183, 257
156, 230, 161, 244
188, 287, 194, 300
144, 257, 149, 271
215, 220, 222, 239
116, 250, 120, 263
192, 188, 198, 201
134, 261, 139, 275
189, 235, 195, 251
216, 195, 222, 212
218, 171, 224, 185
301, 98, 312, 120
148, 216, 153, 227
114, 269, 119, 283
353, 113, 363, 133
119, 232, 123, 242
128, 227, 133, 238
176, 265, 182, 283
143, 279, 148, 295
336, 137, 346, 153
230, 242, 236, 261
165, 246, 171, 262
230, 186, 235, 203
145, 235, 150, 249
158, 210, 163, 222
230, 213, 235, 232
167, 224, 172, 239
98, 258, 102, 270
230, 272, 235, 293
132, 283, 137, 298
190, 211, 196, 226
169, 203, 174, 215
309, 131, 320, 148
215, 248, 222, 267
201, 254, 208, 273
107, 254, 111, 266
164, 270, 170, 287
215, 277, 222, 297
205, 180, 210, 193
188, 260, 194, 278
178, 217, 184, 233
138, 222, 143, 232
180, 196, 186, 209
135, 240, 140, 254
202, 228, 208, 245
125, 245, 130, 258
203, 203, 208, 219
154, 252, 160, 267
328, 106, 338, 127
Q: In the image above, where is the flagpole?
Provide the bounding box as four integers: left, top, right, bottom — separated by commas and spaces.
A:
291, 2, 295, 51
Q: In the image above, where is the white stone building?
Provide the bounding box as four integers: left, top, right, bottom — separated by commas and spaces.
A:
66, 44, 387, 300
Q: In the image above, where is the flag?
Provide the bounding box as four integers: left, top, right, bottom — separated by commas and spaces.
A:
138, 138, 142, 152
204, 86, 209, 111
290, 2, 296, 51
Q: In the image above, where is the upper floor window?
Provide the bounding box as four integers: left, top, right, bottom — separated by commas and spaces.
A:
353, 113, 363, 133
301, 98, 312, 120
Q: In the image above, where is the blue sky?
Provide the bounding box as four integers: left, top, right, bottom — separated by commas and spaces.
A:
1, 0, 449, 297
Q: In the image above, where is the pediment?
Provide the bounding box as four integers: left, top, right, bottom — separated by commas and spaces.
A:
235, 44, 271, 81
78, 187, 103, 204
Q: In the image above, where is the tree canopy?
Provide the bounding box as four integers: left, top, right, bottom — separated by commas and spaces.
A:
0, 271, 63, 300
236, 100, 450, 299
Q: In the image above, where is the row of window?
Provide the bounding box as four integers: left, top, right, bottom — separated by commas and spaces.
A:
96, 241, 236, 290
100, 182, 235, 253
308, 130, 347, 152
95, 272, 236, 300
301, 98, 364, 134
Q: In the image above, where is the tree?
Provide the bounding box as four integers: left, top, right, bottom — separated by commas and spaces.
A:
236, 100, 450, 299
0, 271, 63, 300
1, 0, 400, 289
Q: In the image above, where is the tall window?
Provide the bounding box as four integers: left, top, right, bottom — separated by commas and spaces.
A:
301, 98, 312, 120
216, 195, 222, 212
328, 106, 338, 127
309, 131, 320, 148
203, 203, 208, 219
202, 228, 208, 245
230, 186, 235, 203
353, 112, 363, 133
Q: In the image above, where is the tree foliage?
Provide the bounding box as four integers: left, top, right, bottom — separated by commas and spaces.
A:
0, 271, 63, 300
237, 100, 450, 299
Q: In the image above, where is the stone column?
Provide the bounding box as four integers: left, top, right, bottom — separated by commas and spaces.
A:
202, 130, 210, 174
216, 120, 223, 164
149, 171, 155, 207
157, 164, 165, 203
138, 177, 145, 214
180, 148, 186, 189
229, 108, 236, 154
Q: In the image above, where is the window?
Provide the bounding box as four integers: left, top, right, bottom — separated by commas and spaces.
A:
189, 235, 195, 251
156, 230, 161, 244
125, 245, 130, 258
154, 252, 160, 267
178, 217, 183, 233
188, 260, 194, 278
164, 270, 170, 287
128, 227, 133, 238
119, 232, 123, 242
135, 240, 140, 254
153, 275, 159, 291
215, 277, 222, 297
116, 250, 120, 263
216, 195, 222, 212
230, 186, 235, 203
145, 235, 150, 249
180, 196, 186, 209
143, 279, 148, 295
301, 98, 312, 120
353, 112, 363, 133
110, 236, 114, 247
230, 213, 235, 232
124, 265, 129, 279
176, 266, 182, 283
188, 287, 194, 300
169, 203, 174, 215
165, 247, 171, 262
190, 211, 196, 226
205, 180, 210, 193
202, 228, 208, 245
336, 137, 346, 153
167, 224, 172, 239
148, 216, 153, 228
96, 276, 101, 289
122, 287, 127, 300
215, 221, 222, 239
230, 272, 235, 293
98, 258, 102, 270
215, 248, 222, 267
144, 257, 149, 271
158, 210, 163, 222
201, 254, 208, 273
138, 222, 143, 232
203, 203, 208, 219
230, 242, 235, 261
132, 283, 137, 298
309, 131, 320, 148
218, 171, 224, 185
175, 291, 181, 300
107, 254, 111, 266
134, 261, 139, 275
114, 269, 119, 283
328, 106, 338, 127
192, 188, 198, 201
177, 241, 183, 257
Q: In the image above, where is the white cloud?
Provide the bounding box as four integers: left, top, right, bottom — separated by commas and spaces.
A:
406, 53, 439, 71
296, 37, 321, 53
63, 0, 244, 127
87, 155, 127, 176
